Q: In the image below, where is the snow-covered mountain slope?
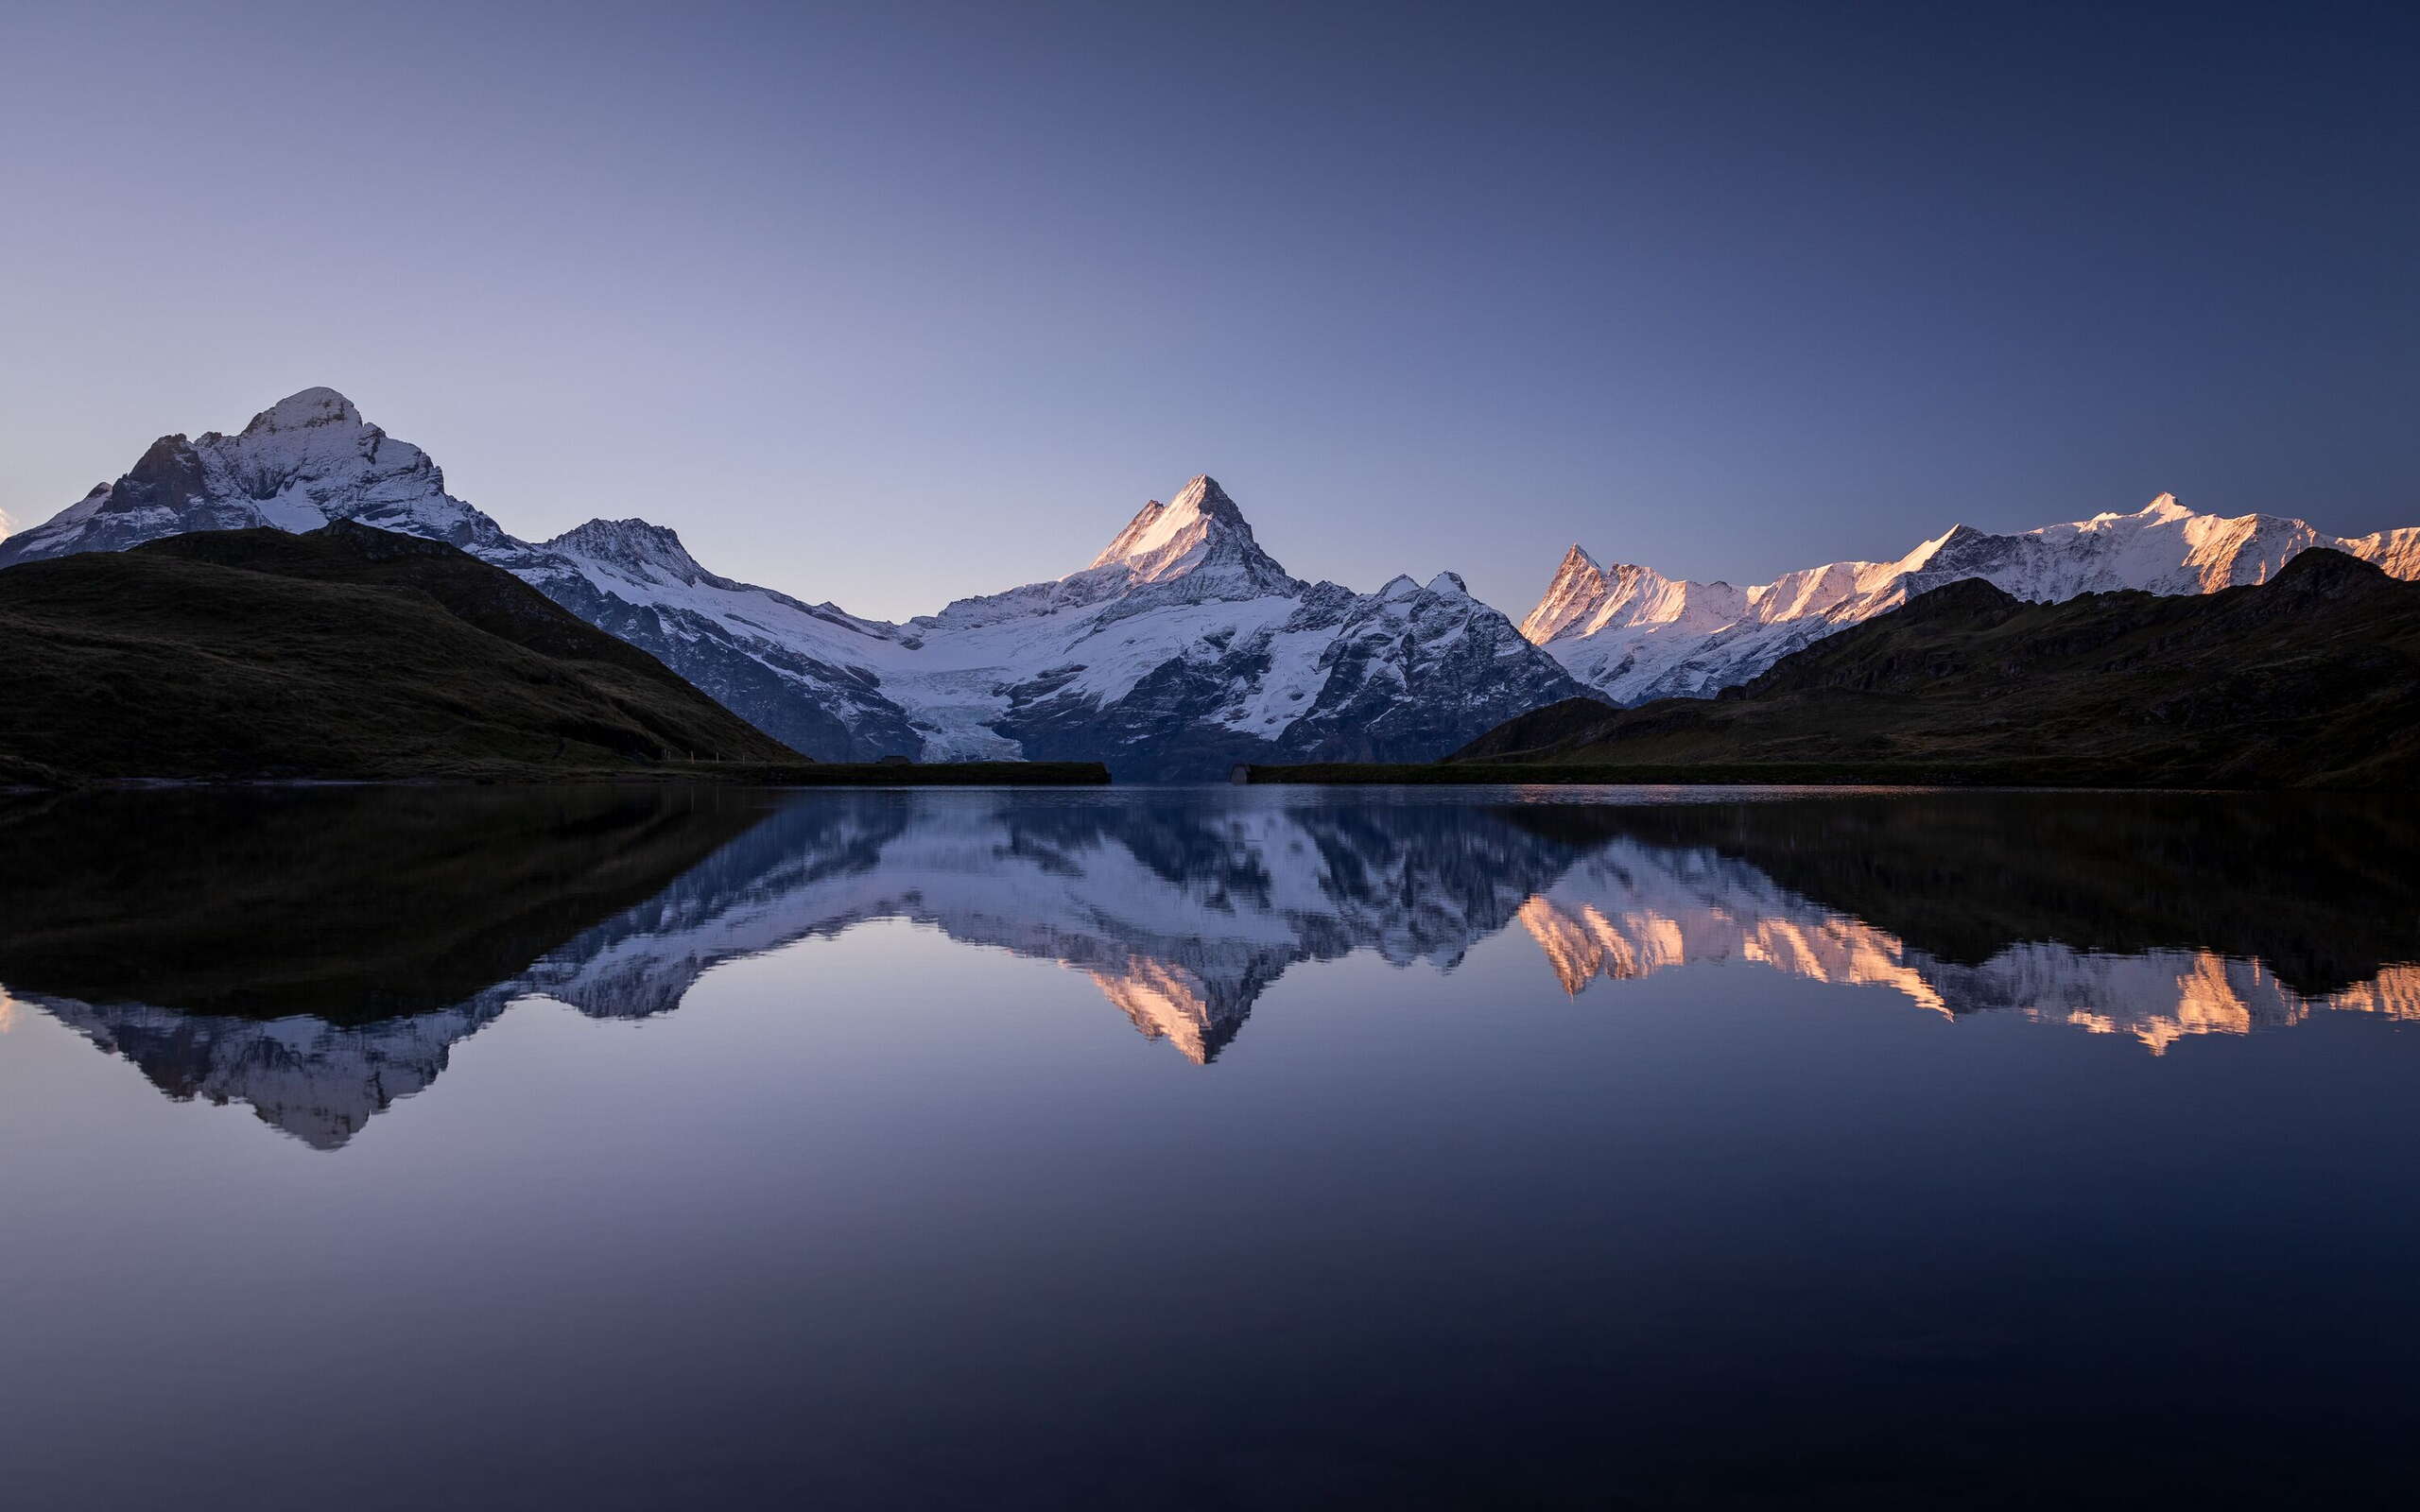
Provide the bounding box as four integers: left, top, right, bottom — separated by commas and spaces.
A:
26, 790, 2415, 1145
0, 391, 1584, 776
515, 474, 1590, 775
1525, 493, 2420, 703
2, 388, 528, 561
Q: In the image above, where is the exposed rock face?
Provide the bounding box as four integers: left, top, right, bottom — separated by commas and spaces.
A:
1523, 493, 2420, 702
1, 394, 1584, 776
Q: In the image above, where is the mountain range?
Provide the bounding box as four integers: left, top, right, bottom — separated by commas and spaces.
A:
8, 787, 2413, 1146
0, 390, 1583, 777
1526, 492, 2420, 703
4, 387, 2415, 776
1458, 546, 2420, 787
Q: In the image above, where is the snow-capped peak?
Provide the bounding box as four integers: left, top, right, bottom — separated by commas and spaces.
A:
1519, 544, 1614, 643
920, 472, 1306, 632
0, 385, 510, 567
240, 387, 364, 436
547, 518, 714, 584
1086, 474, 1268, 584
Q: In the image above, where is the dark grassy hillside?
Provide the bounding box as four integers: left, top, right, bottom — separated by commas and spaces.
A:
1430, 548, 2420, 789
0, 522, 804, 782
144, 522, 710, 685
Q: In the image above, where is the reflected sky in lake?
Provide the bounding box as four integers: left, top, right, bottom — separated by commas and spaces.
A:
3, 785, 2418, 1508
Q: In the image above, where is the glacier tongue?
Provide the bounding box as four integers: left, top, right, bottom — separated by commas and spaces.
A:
1529, 491, 2420, 704
0, 392, 1586, 776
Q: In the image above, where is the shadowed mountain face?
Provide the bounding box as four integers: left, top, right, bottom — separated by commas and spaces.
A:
7, 789, 2416, 1146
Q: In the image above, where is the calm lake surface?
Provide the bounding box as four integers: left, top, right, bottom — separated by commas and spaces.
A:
4, 784, 2418, 1509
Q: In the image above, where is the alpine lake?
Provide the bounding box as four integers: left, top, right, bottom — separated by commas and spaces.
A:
4, 782, 2416, 1510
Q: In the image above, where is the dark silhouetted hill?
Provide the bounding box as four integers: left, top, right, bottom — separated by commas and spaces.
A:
0, 521, 804, 782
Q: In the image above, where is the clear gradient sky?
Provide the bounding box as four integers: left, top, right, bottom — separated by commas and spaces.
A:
3, 0, 2414, 619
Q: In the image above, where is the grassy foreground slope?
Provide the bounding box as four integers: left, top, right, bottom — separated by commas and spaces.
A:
0, 521, 806, 782
1249, 548, 2420, 789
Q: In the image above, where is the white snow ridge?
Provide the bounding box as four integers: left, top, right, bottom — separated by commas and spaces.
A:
1519, 491, 2420, 703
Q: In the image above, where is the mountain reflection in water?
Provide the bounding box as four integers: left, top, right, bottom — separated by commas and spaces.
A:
2, 785, 2412, 1147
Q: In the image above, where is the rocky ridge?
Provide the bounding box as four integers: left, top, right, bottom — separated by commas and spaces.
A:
1524, 492, 2420, 702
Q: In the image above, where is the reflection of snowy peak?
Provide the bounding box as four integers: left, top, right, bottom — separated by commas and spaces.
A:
492, 796, 1578, 1063
25, 793, 2418, 1149
1524, 841, 2420, 1054
1526, 494, 2420, 703
28, 991, 510, 1150
0, 392, 1584, 776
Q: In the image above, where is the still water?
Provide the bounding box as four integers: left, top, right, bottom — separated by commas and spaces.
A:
3, 784, 2417, 1509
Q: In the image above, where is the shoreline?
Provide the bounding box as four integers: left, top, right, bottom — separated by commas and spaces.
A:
0, 761, 1113, 793
1230, 760, 2360, 789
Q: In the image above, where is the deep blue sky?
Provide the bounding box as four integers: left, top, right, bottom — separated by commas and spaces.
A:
2, 0, 2413, 618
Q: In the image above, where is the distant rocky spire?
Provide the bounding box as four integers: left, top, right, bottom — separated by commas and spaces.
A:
1519, 543, 1612, 644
